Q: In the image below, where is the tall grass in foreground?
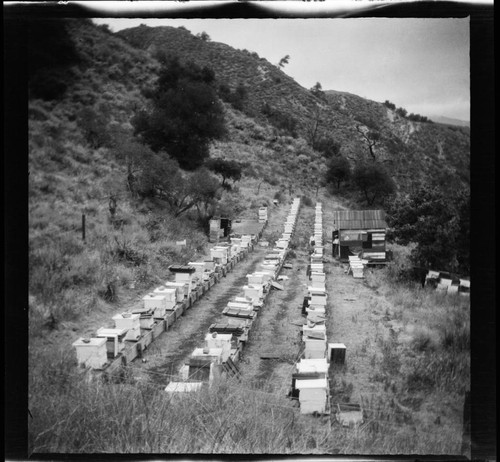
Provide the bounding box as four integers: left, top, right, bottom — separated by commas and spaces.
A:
362, 245, 470, 454
29, 366, 331, 454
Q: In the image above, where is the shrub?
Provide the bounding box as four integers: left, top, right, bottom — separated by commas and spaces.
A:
301, 195, 313, 207
352, 162, 396, 205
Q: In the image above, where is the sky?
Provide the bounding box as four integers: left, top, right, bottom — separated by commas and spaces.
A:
92, 16, 470, 121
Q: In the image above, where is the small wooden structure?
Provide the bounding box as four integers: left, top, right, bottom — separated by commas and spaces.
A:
328, 343, 346, 364
209, 217, 232, 242
332, 210, 388, 263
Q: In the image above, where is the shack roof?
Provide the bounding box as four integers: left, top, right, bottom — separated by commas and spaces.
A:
333, 210, 387, 230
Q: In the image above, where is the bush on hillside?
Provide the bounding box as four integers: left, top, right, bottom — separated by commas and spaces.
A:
325, 156, 351, 190
261, 103, 298, 137
132, 55, 226, 170
219, 82, 248, 111
352, 163, 396, 205
314, 136, 341, 159
386, 185, 470, 274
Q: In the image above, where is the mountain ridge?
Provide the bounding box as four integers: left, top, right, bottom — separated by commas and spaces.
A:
117, 23, 469, 193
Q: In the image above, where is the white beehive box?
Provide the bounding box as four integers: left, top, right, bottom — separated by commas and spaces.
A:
96, 327, 127, 358
153, 286, 177, 304
204, 260, 216, 272
188, 262, 206, 281
306, 305, 326, 315
303, 337, 327, 359
296, 378, 328, 414
310, 293, 328, 306
174, 271, 195, 291
138, 313, 155, 329
190, 347, 224, 383
210, 247, 228, 265
228, 300, 253, 310
276, 239, 289, 249
311, 272, 326, 282
143, 293, 171, 318
241, 235, 253, 245
303, 324, 326, 340
112, 313, 141, 341
165, 381, 203, 394
234, 296, 254, 304
311, 281, 326, 290
205, 332, 232, 362
247, 273, 266, 285
244, 285, 263, 302
296, 358, 329, 378
72, 337, 108, 369
164, 282, 187, 301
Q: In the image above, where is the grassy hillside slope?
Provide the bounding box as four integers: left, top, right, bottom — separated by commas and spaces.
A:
27, 19, 469, 456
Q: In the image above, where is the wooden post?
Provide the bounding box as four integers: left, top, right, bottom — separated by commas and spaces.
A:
82, 214, 86, 242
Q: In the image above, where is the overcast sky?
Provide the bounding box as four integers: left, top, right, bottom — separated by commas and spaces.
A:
93, 17, 470, 121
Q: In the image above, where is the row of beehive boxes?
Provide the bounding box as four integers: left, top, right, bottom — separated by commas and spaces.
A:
166, 198, 302, 393
72, 236, 257, 370
425, 270, 470, 295
295, 203, 345, 414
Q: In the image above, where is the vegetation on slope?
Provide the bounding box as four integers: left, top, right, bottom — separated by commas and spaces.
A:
27, 19, 470, 455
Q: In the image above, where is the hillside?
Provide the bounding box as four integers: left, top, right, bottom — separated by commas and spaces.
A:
118, 24, 470, 193
26, 19, 470, 456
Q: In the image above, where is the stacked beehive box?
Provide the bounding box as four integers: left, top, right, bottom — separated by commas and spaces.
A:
112, 313, 141, 341
72, 337, 108, 369
258, 206, 268, 223
348, 256, 364, 279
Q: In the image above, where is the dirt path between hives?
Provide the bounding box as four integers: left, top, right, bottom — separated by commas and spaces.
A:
236, 204, 316, 393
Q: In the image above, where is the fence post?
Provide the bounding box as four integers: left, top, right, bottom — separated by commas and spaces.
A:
82, 214, 86, 242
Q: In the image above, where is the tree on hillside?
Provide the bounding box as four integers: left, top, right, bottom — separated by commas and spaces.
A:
109, 130, 156, 197
355, 125, 381, 161
305, 105, 326, 150
132, 56, 226, 170
196, 31, 211, 42
310, 82, 325, 100
386, 185, 470, 274
384, 100, 396, 111
278, 55, 290, 68
136, 153, 197, 217
205, 158, 243, 189
325, 156, 351, 190
189, 168, 222, 227
352, 163, 396, 205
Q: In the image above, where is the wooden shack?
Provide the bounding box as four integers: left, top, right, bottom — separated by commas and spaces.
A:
332, 210, 388, 263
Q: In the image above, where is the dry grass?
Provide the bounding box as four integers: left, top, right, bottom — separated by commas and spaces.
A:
29, 363, 328, 454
